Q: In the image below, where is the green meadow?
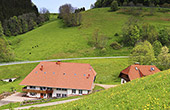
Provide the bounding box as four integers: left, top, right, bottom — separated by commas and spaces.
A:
0, 58, 129, 94
30, 69, 170, 110
7, 7, 170, 61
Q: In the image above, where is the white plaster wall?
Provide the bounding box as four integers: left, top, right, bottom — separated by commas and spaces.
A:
27, 86, 40, 90
121, 78, 127, 84
2, 78, 16, 82
27, 92, 40, 98
67, 89, 72, 95
52, 88, 67, 97
27, 86, 30, 89
82, 90, 88, 94
76, 90, 79, 95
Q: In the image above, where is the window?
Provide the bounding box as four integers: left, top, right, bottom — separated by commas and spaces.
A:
56, 94, 61, 97
40, 87, 46, 90
30, 86, 36, 89
79, 90, 82, 94
53, 72, 55, 74
74, 73, 77, 75
62, 88, 67, 91
30, 92, 37, 96
47, 88, 52, 90
44, 94, 46, 96
84, 74, 86, 76
72, 89, 76, 94
63, 73, 66, 75
56, 88, 61, 90
62, 94, 67, 97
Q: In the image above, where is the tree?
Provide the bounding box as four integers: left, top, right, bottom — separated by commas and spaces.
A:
153, 40, 162, 56
59, 4, 82, 27
88, 29, 108, 49
0, 22, 4, 37
111, 0, 119, 11
158, 28, 170, 46
0, 37, 14, 62
157, 46, 170, 70
2, 20, 11, 36
8, 16, 22, 36
141, 23, 158, 44
90, 4, 95, 9
130, 41, 156, 65
40, 8, 50, 21
122, 22, 140, 46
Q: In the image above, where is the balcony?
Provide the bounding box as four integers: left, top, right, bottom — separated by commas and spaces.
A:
22, 88, 53, 94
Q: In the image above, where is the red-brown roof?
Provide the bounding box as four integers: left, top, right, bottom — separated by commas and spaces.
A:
120, 65, 160, 80
20, 62, 97, 90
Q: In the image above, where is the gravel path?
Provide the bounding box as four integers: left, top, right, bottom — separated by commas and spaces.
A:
95, 83, 117, 89
0, 56, 129, 66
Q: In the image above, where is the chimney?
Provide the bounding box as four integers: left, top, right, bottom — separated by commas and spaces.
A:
40, 64, 43, 71
56, 60, 61, 65
87, 74, 90, 79
135, 62, 140, 65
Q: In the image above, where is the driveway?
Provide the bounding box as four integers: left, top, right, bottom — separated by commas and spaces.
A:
0, 92, 36, 106
6, 98, 81, 110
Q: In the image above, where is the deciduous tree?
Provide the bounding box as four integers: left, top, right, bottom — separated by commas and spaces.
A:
130, 41, 156, 65
157, 46, 170, 70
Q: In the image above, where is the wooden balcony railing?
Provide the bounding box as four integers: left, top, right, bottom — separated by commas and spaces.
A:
22, 88, 53, 94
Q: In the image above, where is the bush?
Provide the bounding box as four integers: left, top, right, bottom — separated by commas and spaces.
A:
110, 42, 122, 50
162, 3, 170, 8
114, 33, 119, 36
88, 29, 108, 49
111, 1, 119, 11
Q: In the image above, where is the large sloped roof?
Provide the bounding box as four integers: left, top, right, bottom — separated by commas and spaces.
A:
120, 65, 160, 80
20, 62, 97, 90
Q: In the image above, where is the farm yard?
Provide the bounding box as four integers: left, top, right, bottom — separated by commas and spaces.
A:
0, 58, 129, 94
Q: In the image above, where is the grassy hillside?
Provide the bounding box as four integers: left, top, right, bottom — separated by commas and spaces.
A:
0, 58, 129, 94
8, 7, 170, 61
31, 69, 170, 110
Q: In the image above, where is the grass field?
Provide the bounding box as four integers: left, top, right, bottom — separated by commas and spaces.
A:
7, 7, 170, 61
29, 69, 170, 110
0, 58, 129, 94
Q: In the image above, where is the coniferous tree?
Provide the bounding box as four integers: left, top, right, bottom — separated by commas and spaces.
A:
0, 22, 4, 37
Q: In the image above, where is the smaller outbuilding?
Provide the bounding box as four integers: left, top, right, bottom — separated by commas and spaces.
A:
119, 63, 160, 84
1, 78, 17, 82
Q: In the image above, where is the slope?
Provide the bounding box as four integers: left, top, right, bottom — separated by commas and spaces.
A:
32, 70, 170, 110
8, 7, 170, 61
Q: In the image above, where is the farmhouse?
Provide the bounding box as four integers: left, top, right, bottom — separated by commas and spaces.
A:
20, 61, 96, 98
119, 63, 160, 84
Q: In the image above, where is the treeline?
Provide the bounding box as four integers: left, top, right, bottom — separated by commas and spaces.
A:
0, 0, 38, 22
75, 7, 86, 13
95, 0, 170, 8
2, 8, 50, 36
59, 4, 82, 27
0, 22, 14, 62
121, 17, 170, 48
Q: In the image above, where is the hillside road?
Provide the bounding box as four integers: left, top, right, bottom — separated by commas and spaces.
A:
0, 56, 129, 66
